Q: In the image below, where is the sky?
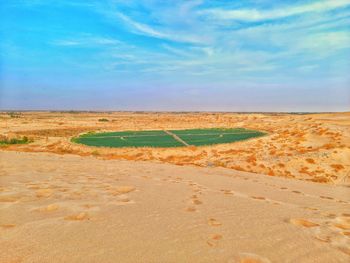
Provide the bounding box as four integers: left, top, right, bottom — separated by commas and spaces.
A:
0, 0, 349, 112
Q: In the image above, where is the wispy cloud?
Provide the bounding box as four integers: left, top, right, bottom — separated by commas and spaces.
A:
52, 36, 122, 47
117, 13, 208, 44
200, 0, 350, 22
52, 40, 81, 46
297, 31, 350, 52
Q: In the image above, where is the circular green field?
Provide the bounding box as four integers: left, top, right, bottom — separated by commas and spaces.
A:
72, 128, 266, 148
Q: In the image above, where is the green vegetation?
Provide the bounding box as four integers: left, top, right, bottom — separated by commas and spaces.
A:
80, 130, 166, 138
179, 132, 264, 146
72, 128, 266, 148
98, 118, 109, 122
171, 128, 249, 135
72, 132, 182, 148
0, 136, 31, 145
7, 112, 21, 118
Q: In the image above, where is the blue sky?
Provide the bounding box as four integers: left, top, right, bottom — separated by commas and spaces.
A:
1, 0, 349, 111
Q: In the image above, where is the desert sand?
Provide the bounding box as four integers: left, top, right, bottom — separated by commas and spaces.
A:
1, 111, 349, 184
0, 112, 349, 262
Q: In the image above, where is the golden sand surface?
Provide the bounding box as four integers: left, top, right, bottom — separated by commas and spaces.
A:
1, 111, 349, 184
0, 151, 349, 262
1, 112, 349, 262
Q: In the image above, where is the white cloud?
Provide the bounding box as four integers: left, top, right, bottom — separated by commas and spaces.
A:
298, 31, 350, 51
161, 44, 194, 57
52, 36, 122, 47
200, 0, 350, 21
52, 40, 81, 46
117, 13, 208, 44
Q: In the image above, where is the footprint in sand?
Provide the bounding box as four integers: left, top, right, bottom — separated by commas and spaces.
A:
251, 196, 266, 200
191, 195, 203, 205
82, 204, 94, 209
1, 224, 16, 229
67, 191, 84, 200
0, 195, 20, 202
337, 200, 348, 204
58, 188, 69, 193
314, 233, 332, 243
208, 218, 222, 227
192, 199, 202, 205
35, 189, 54, 198
342, 231, 350, 236
187, 182, 196, 187
64, 212, 90, 221
220, 189, 234, 195
227, 253, 271, 263
37, 204, 60, 212
320, 195, 334, 200
206, 234, 222, 247
238, 259, 265, 263
185, 206, 196, 212
108, 186, 136, 196
332, 216, 350, 230
175, 177, 183, 182
321, 214, 335, 220
303, 207, 319, 211
26, 184, 41, 190
290, 218, 319, 228
118, 197, 130, 203
0, 187, 8, 192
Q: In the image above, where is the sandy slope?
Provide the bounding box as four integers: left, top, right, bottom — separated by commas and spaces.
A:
1, 151, 349, 262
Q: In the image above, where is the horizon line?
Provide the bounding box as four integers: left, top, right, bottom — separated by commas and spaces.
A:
1, 109, 349, 114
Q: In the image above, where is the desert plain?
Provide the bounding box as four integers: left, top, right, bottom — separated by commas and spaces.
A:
0, 111, 349, 262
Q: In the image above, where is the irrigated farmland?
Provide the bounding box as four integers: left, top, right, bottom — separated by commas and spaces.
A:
72, 128, 265, 148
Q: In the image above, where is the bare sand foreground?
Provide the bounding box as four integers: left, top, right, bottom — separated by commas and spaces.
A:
0, 151, 349, 262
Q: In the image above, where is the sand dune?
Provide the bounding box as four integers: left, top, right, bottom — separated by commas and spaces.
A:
1, 151, 349, 262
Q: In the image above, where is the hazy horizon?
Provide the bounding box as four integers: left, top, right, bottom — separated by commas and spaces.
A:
1, 0, 350, 112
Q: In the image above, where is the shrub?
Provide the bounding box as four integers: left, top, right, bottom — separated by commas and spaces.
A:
330, 164, 344, 171
91, 150, 100, 156
7, 112, 20, 118
0, 136, 31, 145
98, 118, 109, 122
305, 158, 315, 164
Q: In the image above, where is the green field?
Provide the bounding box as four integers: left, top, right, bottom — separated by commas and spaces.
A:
72, 128, 266, 148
